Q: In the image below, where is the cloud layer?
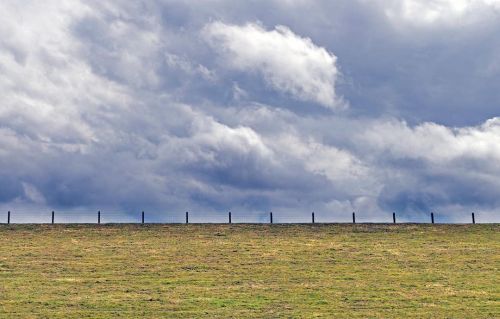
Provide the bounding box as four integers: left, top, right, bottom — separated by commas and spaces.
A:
0, 1, 499, 222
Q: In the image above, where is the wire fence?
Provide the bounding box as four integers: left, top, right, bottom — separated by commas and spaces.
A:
1, 211, 485, 225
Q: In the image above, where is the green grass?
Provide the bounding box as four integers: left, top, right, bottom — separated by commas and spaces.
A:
0, 224, 498, 318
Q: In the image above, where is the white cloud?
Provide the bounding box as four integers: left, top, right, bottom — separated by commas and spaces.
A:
0, 1, 132, 145
384, 0, 500, 26
204, 22, 344, 109
360, 117, 500, 168
273, 134, 370, 183
165, 53, 216, 81
185, 112, 275, 165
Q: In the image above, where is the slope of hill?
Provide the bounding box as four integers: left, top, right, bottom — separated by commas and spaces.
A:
0, 224, 498, 318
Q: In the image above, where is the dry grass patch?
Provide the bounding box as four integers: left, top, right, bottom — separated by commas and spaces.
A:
0, 224, 498, 318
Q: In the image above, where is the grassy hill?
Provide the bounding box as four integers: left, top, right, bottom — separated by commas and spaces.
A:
0, 224, 498, 318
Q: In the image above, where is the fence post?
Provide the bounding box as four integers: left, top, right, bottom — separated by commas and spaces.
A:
393, 212, 396, 224
270, 212, 273, 224
7, 211, 10, 224
312, 212, 315, 224
472, 212, 475, 224
51, 211, 55, 224
98, 211, 101, 224
185, 211, 189, 224
352, 212, 356, 224
142, 211, 145, 224
431, 212, 435, 224
228, 212, 231, 224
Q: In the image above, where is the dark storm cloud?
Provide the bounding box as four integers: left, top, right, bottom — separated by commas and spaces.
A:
0, 0, 499, 222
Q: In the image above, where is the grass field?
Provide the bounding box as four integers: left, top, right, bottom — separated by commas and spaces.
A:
0, 224, 498, 318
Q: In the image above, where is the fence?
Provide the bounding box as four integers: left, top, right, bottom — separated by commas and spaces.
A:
1, 211, 482, 224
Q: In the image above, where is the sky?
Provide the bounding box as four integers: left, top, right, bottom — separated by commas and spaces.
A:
1, 0, 499, 223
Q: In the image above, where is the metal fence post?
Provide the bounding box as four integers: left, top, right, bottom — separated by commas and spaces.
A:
228, 212, 231, 224
51, 211, 55, 224
312, 212, 315, 224
352, 212, 356, 224
142, 211, 145, 224
98, 211, 101, 224
7, 211, 10, 224
270, 212, 273, 224
393, 212, 396, 224
185, 211, 189, 224
431, 212, 435, 224
472, 212, 475, 224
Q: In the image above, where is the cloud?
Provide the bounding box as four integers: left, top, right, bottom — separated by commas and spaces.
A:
354, 117, 500, 217
204, 21, 344, 109
0, 0, 132, 147
272, 134, 371, 186
383, 0, 500, 26
0, 1, 499, 223
359, 117, 500, 167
